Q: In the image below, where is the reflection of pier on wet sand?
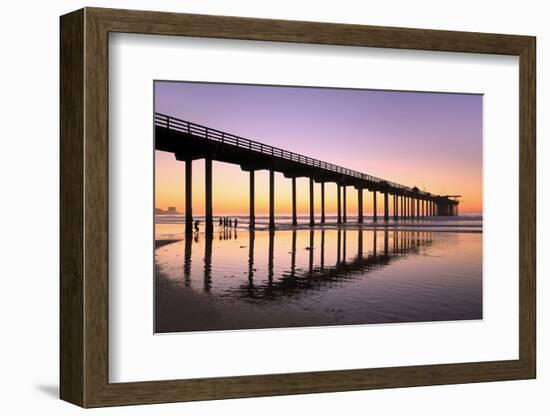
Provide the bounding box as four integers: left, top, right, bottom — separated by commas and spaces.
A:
180, 228, 433, 299
155, 226, 483, 332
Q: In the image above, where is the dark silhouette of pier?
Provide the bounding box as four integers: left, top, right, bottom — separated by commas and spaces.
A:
181, 229, 433, 299
155, 113, 460, 235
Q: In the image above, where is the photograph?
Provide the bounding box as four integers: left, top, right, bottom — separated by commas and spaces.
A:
153, 81, 483, 333
51, 4, 538, 410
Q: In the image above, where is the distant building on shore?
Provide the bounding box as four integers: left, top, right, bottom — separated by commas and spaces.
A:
155, 206, 181, 215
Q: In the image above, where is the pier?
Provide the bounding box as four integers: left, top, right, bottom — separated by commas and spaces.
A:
155, 113, 460, 236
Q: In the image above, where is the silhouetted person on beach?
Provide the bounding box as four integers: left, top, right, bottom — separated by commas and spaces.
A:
194, 220, 200, 233
219, 217, 222, 226
234, 218, 238, 228
229, 218, 232, 227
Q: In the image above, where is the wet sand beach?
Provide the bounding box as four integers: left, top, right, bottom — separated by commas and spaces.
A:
155, 217, 482, 333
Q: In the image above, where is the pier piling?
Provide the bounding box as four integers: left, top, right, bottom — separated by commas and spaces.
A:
249, 170, 255, 229
383, 192, 389, 221
343, 186, 347, 223
337, 184, 342, 224
269, 170, 275, 230
358, 188, 363, 223
205, 157, 213, 234
321, 182, 326, 224
185, 159, 193, 236
373, 190, 377, 222
309, 178, 315, 226
292, 177, 297, 226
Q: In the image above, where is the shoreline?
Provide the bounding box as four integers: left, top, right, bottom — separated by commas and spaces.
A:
154, 239, 182, 249
155, 223, 482, 248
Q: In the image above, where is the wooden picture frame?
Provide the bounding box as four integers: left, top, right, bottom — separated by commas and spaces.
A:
60, 7, 536, 408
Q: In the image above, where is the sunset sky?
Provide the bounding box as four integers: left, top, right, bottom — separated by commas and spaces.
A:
155, 81, 482, 215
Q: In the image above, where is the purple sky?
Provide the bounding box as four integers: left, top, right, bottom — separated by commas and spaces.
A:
155, 81, 482, 212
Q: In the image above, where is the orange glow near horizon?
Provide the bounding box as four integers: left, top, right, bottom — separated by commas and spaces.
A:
155, 151, 482, 215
